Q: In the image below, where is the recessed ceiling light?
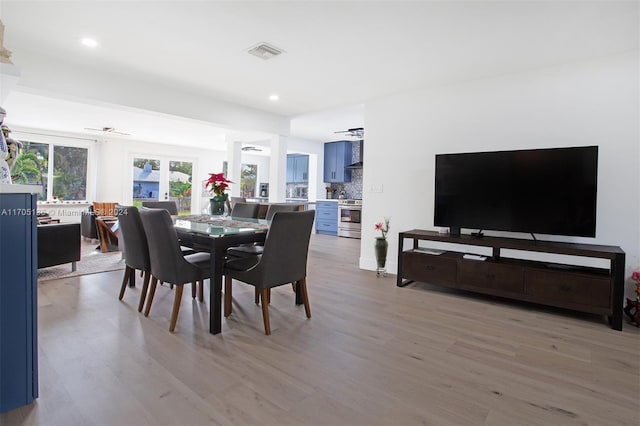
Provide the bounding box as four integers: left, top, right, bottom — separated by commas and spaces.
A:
80, 38, 98, 48
269, 94, 279, 101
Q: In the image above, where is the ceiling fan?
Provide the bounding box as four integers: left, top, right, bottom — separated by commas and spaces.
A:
241, 145, 262, 152
84, 126, 131, 136
334, 127, 364, 138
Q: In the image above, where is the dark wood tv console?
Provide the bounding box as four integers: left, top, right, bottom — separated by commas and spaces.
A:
397, 230, 625, 330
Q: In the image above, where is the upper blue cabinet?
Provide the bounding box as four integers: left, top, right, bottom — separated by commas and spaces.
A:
286, 154, 309, 183
324, 141, 352, 183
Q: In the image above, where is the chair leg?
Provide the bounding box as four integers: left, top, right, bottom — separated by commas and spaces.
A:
191, 281, 197, 298
144, 276, 159, 317
255, 287, 271, 304
138, 271, 151, 312
119, 265, 132, 300
128, 268, 136, 287
291, 282, 297, 292
198, 280, 204, 302
300, 277, 311, 318
169, 285, 184, 332
224, 276, 232, 317
260, 288, 271, 335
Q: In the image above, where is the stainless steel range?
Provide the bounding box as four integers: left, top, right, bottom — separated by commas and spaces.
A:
337, 199, 362, 239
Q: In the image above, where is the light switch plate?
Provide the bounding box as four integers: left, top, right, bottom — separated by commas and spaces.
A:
370, 183, 383, 193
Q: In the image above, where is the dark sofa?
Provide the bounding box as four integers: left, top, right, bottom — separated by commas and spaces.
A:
81, 206, 98, 240
38, 223, 81, 271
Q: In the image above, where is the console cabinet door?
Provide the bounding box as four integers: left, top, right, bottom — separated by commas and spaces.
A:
525, 270, 611, 310
402, 252, 457, 286
457, 260, 524, 295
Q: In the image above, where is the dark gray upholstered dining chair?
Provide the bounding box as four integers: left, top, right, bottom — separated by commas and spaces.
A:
265, 203, 303, 220
230, 202, 260, 219
226, 204, 303, 258
223, 210, 315, 335
141, 200, 179, 215
141, 202, 195, 256
117, 205, 152, 312
229, 196, 247, 209
140, 208, 211, 332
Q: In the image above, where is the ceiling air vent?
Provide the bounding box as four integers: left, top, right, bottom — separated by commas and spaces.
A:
247, 42, 285, 60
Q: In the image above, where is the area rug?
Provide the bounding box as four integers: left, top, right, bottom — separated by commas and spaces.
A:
37, 240, 125, 282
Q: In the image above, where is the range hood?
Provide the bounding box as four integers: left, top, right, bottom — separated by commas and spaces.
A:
346, 140, 364, 169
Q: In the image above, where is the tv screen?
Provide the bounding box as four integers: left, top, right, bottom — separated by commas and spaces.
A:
434, 146, 598, 237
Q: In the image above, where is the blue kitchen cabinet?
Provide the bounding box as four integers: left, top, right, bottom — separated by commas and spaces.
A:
287, 154, 309, 183
286, 155, 295, 183
315, 200, 338, 236
0, 189, 38, 413
324, 141, 352, 183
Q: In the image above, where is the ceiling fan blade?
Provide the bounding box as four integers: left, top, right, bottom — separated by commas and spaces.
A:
84, 126, 130, 136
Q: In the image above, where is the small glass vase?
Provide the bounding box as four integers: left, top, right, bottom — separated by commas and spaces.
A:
209, 198, 226, 215
375, 237, 388, 277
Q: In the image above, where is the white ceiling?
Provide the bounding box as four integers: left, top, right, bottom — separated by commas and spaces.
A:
0, 1, 637, 146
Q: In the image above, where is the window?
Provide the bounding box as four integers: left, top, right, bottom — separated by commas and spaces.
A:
12, 139, 88, 201
53, 146, 88, 200
241, 164, 257, 198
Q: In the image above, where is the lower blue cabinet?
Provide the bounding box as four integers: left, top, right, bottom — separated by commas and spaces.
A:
0, 191, 38, 413
315, 201, 338, 236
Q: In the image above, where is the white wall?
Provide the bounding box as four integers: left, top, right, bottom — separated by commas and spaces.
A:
361, 52, 639, 297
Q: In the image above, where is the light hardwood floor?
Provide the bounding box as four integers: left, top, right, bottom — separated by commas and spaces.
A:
2, 234, 639, 426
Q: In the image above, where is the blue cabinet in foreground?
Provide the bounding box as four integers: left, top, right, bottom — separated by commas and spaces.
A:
0, 190, 38, 413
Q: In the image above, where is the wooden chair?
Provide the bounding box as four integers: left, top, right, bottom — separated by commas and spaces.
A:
95, 217, 119, 253
93, 201, 118, 218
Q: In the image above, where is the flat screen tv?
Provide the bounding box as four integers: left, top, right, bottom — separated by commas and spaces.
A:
434, 146, 598, 237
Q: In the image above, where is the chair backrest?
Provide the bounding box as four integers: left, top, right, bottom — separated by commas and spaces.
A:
230, 196, 247, 208
93, 201, 118, 217
258, 210, 316, 287
230, 202, 260, 219
265, 204, 303, 221
139, 208, 192, 284
116, 205, 150, 271
141, 201, 178, 215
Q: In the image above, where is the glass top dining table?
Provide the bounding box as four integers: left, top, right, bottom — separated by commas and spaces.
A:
173, 215, 269, 334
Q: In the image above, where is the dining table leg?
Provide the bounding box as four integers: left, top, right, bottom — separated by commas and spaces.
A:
209, 244, 226, 334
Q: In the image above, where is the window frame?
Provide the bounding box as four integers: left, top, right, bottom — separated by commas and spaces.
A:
11, 130, 95, 203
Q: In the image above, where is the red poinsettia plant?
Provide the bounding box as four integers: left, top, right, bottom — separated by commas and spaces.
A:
206, 172, 233, 201
632, 271, 640, 302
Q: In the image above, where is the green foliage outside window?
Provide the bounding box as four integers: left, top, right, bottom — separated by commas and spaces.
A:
11, 141, 48, 201
53, 146, 88, 200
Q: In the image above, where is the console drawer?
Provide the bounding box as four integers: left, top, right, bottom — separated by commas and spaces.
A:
525, 270, 611, 308
402, 252, 457, 285
458, 260, 524, 294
